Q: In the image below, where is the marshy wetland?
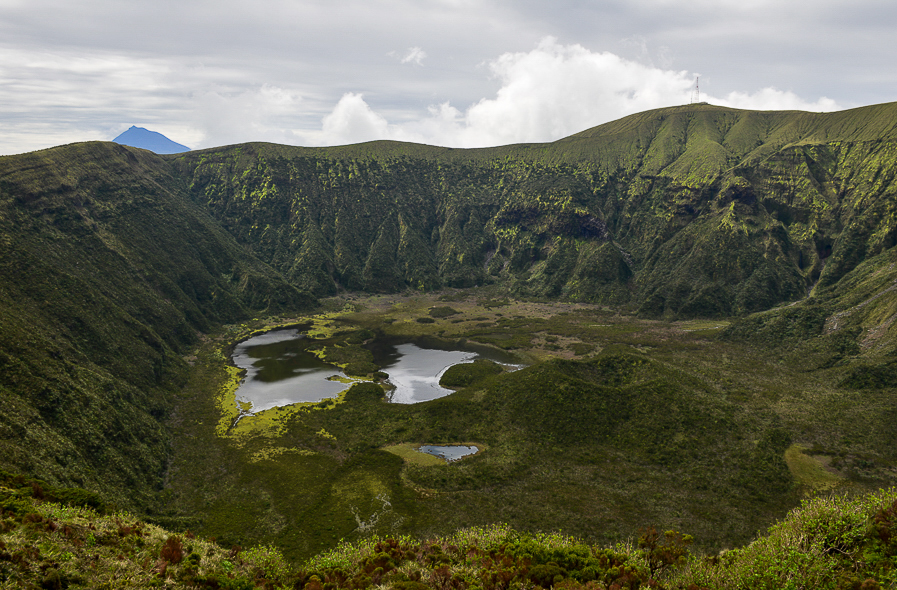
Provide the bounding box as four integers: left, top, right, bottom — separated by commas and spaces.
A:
164, 289, 897, 562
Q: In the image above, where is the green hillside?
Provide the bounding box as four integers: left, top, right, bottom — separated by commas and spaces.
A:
168, 102, 897, 316
1, 103, 897, 586
0, 142, 313, 509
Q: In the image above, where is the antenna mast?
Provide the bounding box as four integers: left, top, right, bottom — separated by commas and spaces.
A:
690, 76, 700, 104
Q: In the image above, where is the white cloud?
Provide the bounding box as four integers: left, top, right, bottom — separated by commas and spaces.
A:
460, 37, 694, 145
318, 37, 697, 147
320, 92, 390, 145
715, 88, 840, 112
0, 46, 180, 154
313, 37, 843, 149
0, 5, 856, 156
400, 46, 427, 65
192, 84, 303, 147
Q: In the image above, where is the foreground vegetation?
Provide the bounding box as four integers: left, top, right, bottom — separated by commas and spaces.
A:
2, 469, 896, 589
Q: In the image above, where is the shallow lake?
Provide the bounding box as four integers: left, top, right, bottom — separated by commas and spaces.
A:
375, 344, 475, 404
231, 327, 350, 413
232, 330, 522, 413
417, 445, 479, 462
367, 337, 522, 404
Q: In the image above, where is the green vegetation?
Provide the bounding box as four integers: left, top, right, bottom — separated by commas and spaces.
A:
0, 142, 313, 511
382, 443, 447, 467
439, 359, 503, 388
165, 102, 897, 318
2, 103, 897, 586
428, 306, 460, 318
152, 291, 896, 566
2, 470, 897, 589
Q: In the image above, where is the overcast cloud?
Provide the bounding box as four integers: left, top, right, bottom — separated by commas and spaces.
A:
0, 0, 894, 155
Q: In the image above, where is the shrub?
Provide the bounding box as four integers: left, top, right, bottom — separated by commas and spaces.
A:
429, 306, 460, 318
160, 535, 184, 564
529, 563, 567, 587
638, 527, 693, 577
345, 329, 375, 345
344, 362, 379, 376
47, 487, 106, 512
343, 382, 386, 402
569, 343, 595, 356
839, 362, 897, 389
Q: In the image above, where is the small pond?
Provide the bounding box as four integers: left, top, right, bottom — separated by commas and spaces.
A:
417, 445, 479, 462
231, 329, 523, 414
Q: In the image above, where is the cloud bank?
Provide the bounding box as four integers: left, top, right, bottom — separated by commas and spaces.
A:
311, 38, 841, 148
1, 0, 890, 155
0, 36, 842, 154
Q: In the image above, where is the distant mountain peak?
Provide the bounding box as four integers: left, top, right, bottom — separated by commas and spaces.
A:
112, 126, 190, 154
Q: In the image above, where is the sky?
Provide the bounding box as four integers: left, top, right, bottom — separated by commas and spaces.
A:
1, 0, 895, 155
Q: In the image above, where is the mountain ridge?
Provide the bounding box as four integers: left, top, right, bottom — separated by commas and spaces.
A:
0, 140, 313, 507
156, 101, 897, 317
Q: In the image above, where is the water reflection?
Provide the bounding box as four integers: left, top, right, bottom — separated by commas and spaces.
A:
418, 445, 479, 462
231, 327, 349, 413
231, 329, 525, 413
379, 344, 475, 404
368, 338, 522, 404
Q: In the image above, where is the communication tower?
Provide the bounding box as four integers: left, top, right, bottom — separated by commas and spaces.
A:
690, 77, 700, 104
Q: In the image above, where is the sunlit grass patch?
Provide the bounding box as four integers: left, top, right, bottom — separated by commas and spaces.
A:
222, 397, 328, 442
785, 444, 844, 493
326, 374, 368, 384
214, 362, 246, 437
383, 443, 450, 467
383, 442, 487, 467
676, 319, 731, 332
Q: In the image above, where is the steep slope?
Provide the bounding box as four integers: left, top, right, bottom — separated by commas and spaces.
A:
724, 242, 897, 378
169, 102, 897, 317
0, 142, 314, 507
